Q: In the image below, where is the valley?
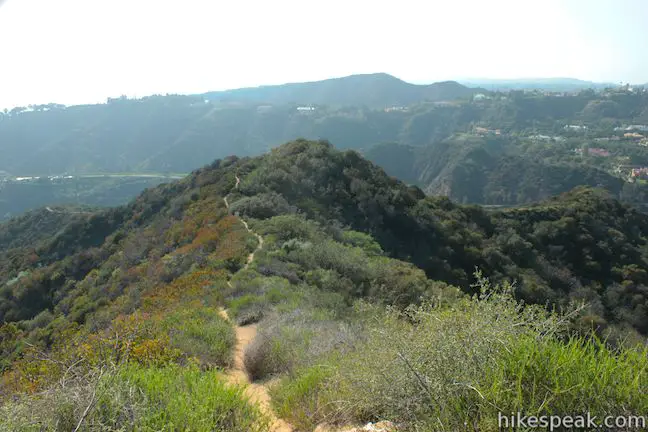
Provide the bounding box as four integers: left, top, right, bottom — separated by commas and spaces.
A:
0, 173, 185, 221
4, 76, 648, 219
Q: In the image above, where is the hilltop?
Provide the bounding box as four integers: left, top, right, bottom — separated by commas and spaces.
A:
0, 74, 477, 178
4, 81, 648, 219
2, 140, 648, 337
0, 140, 646, 430
201, 73, 480, 107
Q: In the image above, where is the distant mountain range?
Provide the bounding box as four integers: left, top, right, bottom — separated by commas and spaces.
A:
201, 73, 482, 107
458, 78, 624, 92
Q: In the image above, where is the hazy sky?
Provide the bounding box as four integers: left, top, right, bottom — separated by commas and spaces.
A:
1, 0, 647, 108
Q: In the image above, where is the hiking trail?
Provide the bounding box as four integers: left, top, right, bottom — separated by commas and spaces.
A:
220, 174, 293, 432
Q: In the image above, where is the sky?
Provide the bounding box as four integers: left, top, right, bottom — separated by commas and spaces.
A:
1, 0, 647, 108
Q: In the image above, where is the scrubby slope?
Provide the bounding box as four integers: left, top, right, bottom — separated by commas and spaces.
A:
364, 138, 627, 205
0, 140, 646, 431
224, 140, 648, 339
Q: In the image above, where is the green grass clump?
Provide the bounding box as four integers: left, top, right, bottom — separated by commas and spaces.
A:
0, 364, 268, 432
228, 294, 267, 325
269, 275, 648, 431
225, 275, 302, 320
115, 364, 268, 431
244, 303, 362, 382
161, 306, 236, 367
244, 314, 316, 380
481, 334, 647, 420
270, 365, 336, 430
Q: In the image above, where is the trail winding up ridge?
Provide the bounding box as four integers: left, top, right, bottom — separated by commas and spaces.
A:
220, 174, 292, 432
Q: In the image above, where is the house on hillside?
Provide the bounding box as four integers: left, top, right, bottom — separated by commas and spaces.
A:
433, 101, 457, 107
529, 135, 564, 142
473, 93, 490, 101
384, 106, 407, 112
297, 106, 316, 112
616, 125, 648, 132
624, 132, 645, 140
565, 125, 588, 131
589, 148, 611, 157
631, 167, 648, 180
474, 127, 501, 136
529, 135, 552, 141
575, 147, 611, 157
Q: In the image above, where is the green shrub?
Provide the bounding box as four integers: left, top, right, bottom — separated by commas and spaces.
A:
244, 308, 362, 381
229, 192, 297, 219
116, 364, 268, 431
0, 364, 267, 431
482, 334, 648, 420
269, 275, 648, 431
225, 276, 300, 324
253, 214, 325, 246
271, 365, 336, 430
339, 230, 383, 256
161, 306, 235, 367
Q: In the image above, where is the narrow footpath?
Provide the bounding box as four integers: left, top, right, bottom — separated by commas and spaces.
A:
220, 174, 293, 432
219, 174, 392, 432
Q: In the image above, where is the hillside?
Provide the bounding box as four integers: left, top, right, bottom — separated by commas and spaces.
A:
0, 140, 646, 430
0, 208, 91, 253
364, 136, 641, 206
202, 73, 480, 107
4, 84, 648, 220
0, 176, 175, 221
2, 140, 648, 337
4, 82, 648, 180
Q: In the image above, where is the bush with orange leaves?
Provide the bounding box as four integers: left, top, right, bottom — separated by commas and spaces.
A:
142, 268, 228, 312
0, 197, 252, 397
0, 311, 182, 397
164, 196, 228, 248
77, 312, 180, 368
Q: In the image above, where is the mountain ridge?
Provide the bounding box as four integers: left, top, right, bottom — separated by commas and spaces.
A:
0, 139, 647, 429
201, 73, 482, 107
5, 139, 648, 338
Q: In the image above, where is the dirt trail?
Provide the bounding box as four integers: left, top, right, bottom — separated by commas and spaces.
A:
220, 174, 293, 432
219, 309, 292, 432
242, 219, 264, 269
223, 174, 264, 270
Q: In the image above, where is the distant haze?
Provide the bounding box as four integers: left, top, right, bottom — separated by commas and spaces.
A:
1, 0, 647, 108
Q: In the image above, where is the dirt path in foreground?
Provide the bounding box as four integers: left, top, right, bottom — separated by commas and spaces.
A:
219, 309, 293, 432
220, 173, 293, 432
219, 174, 392, 432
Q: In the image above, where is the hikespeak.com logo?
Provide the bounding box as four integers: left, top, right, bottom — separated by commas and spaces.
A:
499, 412, 646, 430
